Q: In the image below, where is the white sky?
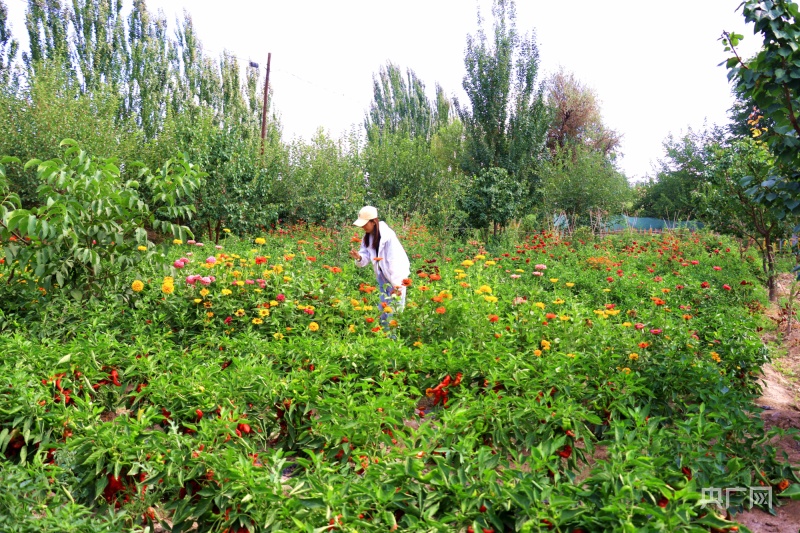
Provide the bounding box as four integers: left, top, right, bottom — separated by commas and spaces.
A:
6, 0, 763, 181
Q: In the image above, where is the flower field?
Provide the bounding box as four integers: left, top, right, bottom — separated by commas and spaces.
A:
1, 227, 798, 532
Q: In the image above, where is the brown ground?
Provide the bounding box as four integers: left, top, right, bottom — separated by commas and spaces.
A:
734, 274, 800, 532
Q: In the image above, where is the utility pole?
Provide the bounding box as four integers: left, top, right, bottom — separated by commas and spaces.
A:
260, 52, 271, 155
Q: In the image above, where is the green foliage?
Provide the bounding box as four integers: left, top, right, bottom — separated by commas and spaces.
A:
456, 0, 550, 215
722, 0, 800, 217
0, 0, 19, 88
0, 141, 203, 298
540, 143, 632, 227
634, 128, 719, 220
459, 166, 521, 235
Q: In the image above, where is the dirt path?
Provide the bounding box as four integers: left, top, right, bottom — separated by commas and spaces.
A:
733, 274, 800, 532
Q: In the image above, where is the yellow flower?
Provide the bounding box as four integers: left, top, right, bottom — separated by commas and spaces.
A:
383, 306, 394, 314
534, 349, 542, 357
622, 322, 632, 327
485, 260, 496, 266
454, 269, 464, 274
232, 270, 242, 278
235, 309, 245, 317
163, 276, 174, 283
221, 289, 232, 296
193, 298, 202, 304
255, 237, 266, 245
131, 280, 144, 292
602, 288, 611, 293
541, 339, 551, 350
259, 308, 270, 317
206, 312, 214, 318
273, 265, 283, 274
484, 295, 498, 303
413, 341, 423, 348
252, 318, 263, 325
629, 353, 639, 361
559, 315, 570, 321
552, 298, 565, 305
710, 351, 721, 363
475, 285, 492, 295
199, 288, 209, 297
223, 228, 231, 233
515, 269, 524, 273
455, 273, 467, 280
173, 239, 182, 245
309, 322, 320, 332
474, 254, 486, 260
622, 367, 631, 374
137, 245, 147, 252
203, 301, 212, 309
549, 278, 559, 283
270, 300, 278, 307
566, 353, 575, 358
348, 324, 356, 334
565, 282, 575, 287
161, 283, 174, 295
534, 302, 545, 309
273, 332, 284, 340
461, 259, 474, 267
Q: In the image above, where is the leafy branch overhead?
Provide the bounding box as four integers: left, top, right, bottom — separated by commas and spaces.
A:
722, 0, 800, 217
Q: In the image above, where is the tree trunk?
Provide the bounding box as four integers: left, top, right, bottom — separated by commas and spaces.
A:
765, 236, 777, 302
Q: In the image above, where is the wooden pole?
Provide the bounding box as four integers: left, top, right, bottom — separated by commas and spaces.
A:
260, 52, 271, 155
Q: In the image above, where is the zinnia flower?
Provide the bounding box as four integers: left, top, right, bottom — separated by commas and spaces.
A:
435, 307, 446, 314
309, 322, 319, 331
131, 280, 144, 292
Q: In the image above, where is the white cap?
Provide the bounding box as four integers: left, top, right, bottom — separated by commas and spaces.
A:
353, 206, 378, 227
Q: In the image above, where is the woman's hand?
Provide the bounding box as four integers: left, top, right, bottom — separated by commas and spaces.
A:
349, 249, 361, 261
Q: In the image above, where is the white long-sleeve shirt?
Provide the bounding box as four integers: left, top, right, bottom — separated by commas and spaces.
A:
355, 221, 410, 290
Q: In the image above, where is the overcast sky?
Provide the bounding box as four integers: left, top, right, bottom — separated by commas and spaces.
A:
6, 0, 763, 181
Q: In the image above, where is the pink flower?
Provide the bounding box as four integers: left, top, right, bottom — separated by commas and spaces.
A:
723, 284, 731, 291
215, 245, 223, 250
304, 308, 314, 316
187, 240, 196, 245
206, 256, 217, 265
713, 266, 722, 271
634, 323, 645, 330
534, 264, 547, 270
173, 260, 185, 269
276, 293, 286, 302
200, 276, 212, 286
690, 260, 699, 265
650, 328, 662, 335
532, 271, 543, 277
675, 284, 684, 290
245, 279, 254, 285
510, 274, 521, 279
186, 274, 201, 285
653, 276, 662, 282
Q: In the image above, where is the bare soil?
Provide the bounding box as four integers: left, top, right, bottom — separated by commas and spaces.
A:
733, 274, 800, 532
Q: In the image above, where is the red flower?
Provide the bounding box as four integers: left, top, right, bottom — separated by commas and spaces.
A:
365, 317, 375, 324
255, 256, 267, 265
488, 314, 499, 323
558, 444, 572, 458
435, 306, 446, 314
657, 497, 668, 508
606, 277, 614, 282
700, 281, 709, 288
681, 466, 692, 480
722, 284, 731, 291
634, 323, 645, 330
650, 328, 662, 335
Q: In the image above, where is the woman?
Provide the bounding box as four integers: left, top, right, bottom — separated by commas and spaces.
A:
349, 206, 410, 321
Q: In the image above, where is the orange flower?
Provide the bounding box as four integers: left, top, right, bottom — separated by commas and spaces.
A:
545, 313, 557, 320
350, 236, 361, 243
778, 479, 790, 491
373, 257, 383, 262
638, 342, 650, 349
418, 272, 429, 279
429, 273, 441, 281
402, 278, 413, 287
435, 307, 446, 314
418, 285, 430, 292
488, 314, 499, 323
432, 295, 444, 303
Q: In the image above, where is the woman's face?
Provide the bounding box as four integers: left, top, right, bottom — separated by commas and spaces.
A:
362, 219, 377, 233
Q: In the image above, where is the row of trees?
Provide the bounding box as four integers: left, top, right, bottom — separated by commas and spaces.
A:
0, 0, 632, 241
